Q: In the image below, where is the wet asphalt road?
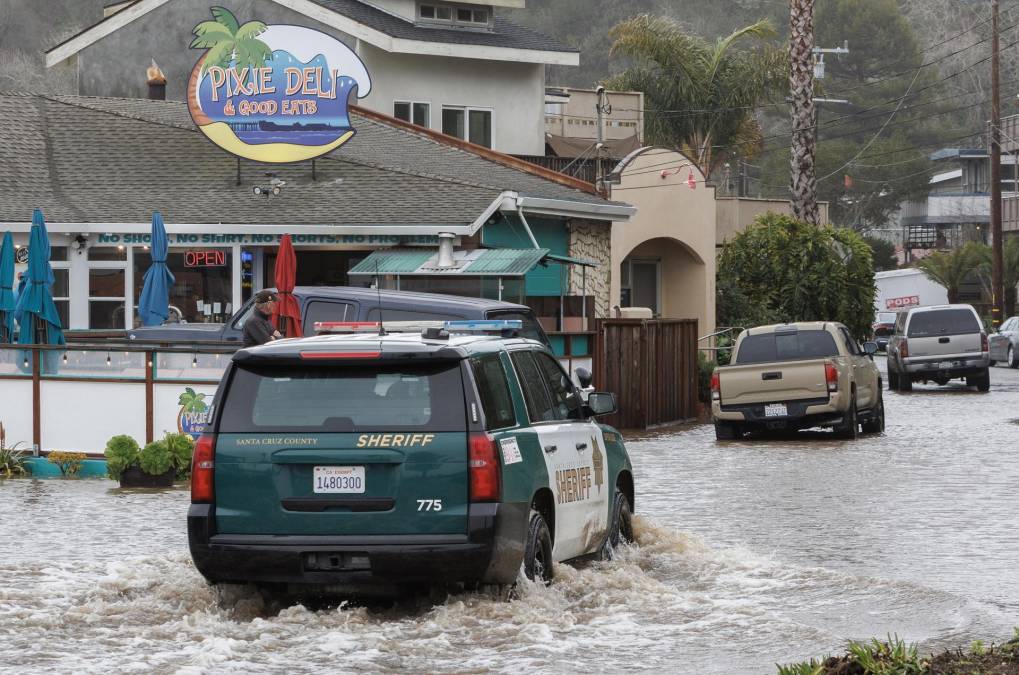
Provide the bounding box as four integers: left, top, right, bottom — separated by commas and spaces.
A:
1, 356, 1017, 673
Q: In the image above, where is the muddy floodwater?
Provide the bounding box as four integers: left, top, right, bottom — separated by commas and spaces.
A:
2, 359, 1018, 673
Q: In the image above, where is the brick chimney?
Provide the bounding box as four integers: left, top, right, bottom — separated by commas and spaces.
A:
146, 59, 166, 100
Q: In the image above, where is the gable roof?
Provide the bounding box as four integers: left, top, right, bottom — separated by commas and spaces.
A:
46, 0, 579, 68
0, 93, 631, 231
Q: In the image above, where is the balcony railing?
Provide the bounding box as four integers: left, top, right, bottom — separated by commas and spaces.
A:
512, 155, 617, 185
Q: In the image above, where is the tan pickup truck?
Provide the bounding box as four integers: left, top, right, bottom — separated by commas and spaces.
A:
711, 322, 884, 440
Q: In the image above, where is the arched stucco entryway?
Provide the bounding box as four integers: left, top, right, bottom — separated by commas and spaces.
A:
608, 147, 717, 337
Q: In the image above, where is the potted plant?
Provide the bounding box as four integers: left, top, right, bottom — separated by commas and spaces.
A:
164, 432, 195, 480
0, 423, 29, 478
105, 434, 177, 488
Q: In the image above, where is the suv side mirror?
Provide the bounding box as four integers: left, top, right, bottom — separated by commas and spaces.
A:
862, 341, 878, 355
585, 392, 617, 416
575, 366, 593, 389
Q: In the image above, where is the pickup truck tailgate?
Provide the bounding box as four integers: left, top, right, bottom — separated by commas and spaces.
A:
719, 360, 830, 406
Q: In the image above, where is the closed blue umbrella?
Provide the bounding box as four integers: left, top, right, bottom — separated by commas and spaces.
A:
14, 210, 65, 361
137, 211, 175, 326
0, 231, 15, 342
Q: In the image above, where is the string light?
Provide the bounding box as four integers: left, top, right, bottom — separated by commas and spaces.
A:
106, 353, 111, 366
62, 352, 68, 364
191, 354, 198, 368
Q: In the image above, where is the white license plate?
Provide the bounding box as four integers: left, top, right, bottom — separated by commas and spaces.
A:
764, 403, 788, 418
938, 361, 957, 370
313, 466, 365, 494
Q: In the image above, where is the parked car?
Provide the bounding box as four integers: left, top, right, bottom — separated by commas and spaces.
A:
128, 287, 550, 347
989, 315, 1019, 369
711, 322, 883, 440
886, 304, 990, 392
871, 311, 899, 351
187, 321, 634, 596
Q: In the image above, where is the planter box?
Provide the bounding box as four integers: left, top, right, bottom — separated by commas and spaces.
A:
119, 465, 176, 488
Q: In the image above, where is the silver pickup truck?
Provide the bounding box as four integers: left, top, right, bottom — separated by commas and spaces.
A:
886, 304, 990, 391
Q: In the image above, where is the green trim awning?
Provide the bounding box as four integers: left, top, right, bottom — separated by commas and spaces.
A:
545, 253, 598, 267
349, 248, 551, 276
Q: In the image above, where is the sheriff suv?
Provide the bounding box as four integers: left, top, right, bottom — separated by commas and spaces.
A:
188, 320, 635, 596
711, 322, 883, 440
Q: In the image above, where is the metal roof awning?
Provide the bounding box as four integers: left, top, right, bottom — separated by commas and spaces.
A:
349, 248, 552, 277
544, 252, 598, 267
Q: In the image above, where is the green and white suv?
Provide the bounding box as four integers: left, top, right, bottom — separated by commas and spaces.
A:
187, 321, 635, 595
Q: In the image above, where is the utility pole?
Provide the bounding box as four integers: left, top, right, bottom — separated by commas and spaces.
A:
790, 0, 819, 225
595, 85, 608, 194
991, 0, 1005, 329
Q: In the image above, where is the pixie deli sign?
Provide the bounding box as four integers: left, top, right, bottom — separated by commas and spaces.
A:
186, 6, 371, 163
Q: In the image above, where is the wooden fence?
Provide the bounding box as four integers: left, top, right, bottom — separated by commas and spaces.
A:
593, 319, 699, 429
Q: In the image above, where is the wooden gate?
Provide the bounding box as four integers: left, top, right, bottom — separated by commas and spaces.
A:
593, 319, 699, 429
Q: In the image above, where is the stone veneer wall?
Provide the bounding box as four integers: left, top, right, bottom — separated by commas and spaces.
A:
568, 219, 612, 318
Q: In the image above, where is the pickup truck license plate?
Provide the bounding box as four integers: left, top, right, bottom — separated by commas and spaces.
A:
938, 361, 957, 370
764, 403, 788, 418
313, 466, 365, 494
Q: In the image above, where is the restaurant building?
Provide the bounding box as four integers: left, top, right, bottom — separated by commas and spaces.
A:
0, 92, 633, 331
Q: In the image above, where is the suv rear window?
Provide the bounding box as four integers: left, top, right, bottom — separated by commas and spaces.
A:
735, 330, 840, 364
219, 363, 466, 432
907, 309, 980, 337
470, 354, 516, 430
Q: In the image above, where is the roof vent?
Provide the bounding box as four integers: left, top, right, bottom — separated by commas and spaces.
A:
146, 59, 167, 100
435, 232, 456, 269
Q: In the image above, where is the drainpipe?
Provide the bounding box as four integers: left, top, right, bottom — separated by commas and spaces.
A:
515, 203, 541, 249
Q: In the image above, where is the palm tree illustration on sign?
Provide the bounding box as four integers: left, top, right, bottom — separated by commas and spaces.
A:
189, 6, 271, 77
177, 387, 210, 438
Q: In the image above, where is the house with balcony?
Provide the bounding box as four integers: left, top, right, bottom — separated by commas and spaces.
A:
45, 0, 578, 155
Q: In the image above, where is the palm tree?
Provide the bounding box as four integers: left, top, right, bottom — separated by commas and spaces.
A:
190, 6, 271, 77
606, 15, 785, 176
916, 244, 982, 304
971, 237, 1019, 316
789, 0, 818, 225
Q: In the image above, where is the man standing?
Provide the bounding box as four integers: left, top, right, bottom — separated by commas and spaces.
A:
243, 290, 283, 347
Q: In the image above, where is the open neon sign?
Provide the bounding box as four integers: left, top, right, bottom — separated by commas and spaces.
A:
185, 250, 226, 267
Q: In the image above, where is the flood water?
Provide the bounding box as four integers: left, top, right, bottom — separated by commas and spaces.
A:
2, 359, 1018, 673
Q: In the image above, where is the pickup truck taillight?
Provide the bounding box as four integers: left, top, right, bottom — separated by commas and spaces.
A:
710, 372, 721, 401
899, 339, 909, 359
981, 333, 989, 352
825, 362, 839, 393
191, 434, 216, 504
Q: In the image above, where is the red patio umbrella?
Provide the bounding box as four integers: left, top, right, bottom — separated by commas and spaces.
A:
273, 234, 302, 338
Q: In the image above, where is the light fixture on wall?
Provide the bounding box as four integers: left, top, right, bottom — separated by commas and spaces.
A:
73, 234, 89, 255
660, 163, 698, 190
253, 173, 286, 198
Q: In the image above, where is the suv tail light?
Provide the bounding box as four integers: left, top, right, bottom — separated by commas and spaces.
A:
981, 333, 989, 352
900, 339, 909, 359
191, 434, 216, 503
825, 362, 839, 393
469, 432, 500, 502
710, 372, 721, 401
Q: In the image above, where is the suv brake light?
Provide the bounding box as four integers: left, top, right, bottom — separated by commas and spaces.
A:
469, 432, 500, 502
710, 372, 721, 401
981, 333, 989, 352
900, 339, 909, 359
825, 362, 839, 393
191, 434, 216, 503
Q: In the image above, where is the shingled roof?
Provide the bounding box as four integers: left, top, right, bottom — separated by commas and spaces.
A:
0, 93, 629, 229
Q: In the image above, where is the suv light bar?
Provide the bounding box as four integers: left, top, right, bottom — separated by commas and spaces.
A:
314, 320, 523, 335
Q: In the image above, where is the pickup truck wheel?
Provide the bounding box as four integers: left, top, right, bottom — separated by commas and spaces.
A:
523, 509, 554, 585
861, 392, 885, 434
976, 368, 991, 392
598, 488, 634, 561
1009, 346, 1018, 369
714, 421, 740, 440
887, 371, 899, 391
835, 396, 859, 439
899, 376, 912, 392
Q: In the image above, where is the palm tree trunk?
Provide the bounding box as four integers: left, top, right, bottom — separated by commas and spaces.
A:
789, 0, 819, 225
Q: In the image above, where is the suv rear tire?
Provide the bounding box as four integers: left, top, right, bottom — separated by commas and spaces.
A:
524, 509, 553, 585
714, 421, 741, 440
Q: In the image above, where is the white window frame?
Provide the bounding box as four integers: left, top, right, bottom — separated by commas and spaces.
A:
441, 105, 494, 148
85, 245, 131, 330
418, 2, 492, 28
393, 99, 432, 128
48, 247, 71, 330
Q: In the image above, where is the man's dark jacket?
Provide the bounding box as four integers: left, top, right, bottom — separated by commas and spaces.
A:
242, 309, 276, 348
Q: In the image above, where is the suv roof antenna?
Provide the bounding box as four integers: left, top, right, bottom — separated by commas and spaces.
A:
375, 259, 386, 336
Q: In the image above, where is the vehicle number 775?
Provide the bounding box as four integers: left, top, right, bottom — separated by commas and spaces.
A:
417, 499, 442, 512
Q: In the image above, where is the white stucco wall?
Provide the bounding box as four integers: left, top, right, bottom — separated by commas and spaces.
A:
355, 41, 546, 155
608, 148, 717, 337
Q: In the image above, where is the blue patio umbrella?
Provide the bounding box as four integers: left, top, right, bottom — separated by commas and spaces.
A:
14, 210, 65, 358
137, 211, 175, 326
0, 231, 15, 342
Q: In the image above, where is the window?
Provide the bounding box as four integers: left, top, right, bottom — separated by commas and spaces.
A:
734, 330, 840, 365
487, 310, 549, 346
442, 106, 492, 148
133, 248, 233, 325
419, 3, 490, 26
907, 309, 981, 337
471, 354, 516, 429
510, 351, 556, 423
88, 266, 126, 330
365, 307, 464, 322
394, 101, 430, 127
839, 327, 861, 355
50, 247, 69, 328
533, 351, 580, 420
219, 363, 467, 433
302, 300, 352, 334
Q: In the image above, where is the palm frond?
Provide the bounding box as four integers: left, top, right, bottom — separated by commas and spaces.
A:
210, 6, 240, 35
201, 40, 236, 76
236, 21, 268, 41
234, 38, 272, 70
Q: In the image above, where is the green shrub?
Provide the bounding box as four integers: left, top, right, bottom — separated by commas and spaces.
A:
138, 440, 172, 476
105, 435, 140, 480
697, 352, 716, 403
0, 422, 29, 478
164, 433, 195, 479
48, 451, 86, 478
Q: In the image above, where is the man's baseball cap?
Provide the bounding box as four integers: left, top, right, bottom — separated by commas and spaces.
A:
254, 290, 278, 304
